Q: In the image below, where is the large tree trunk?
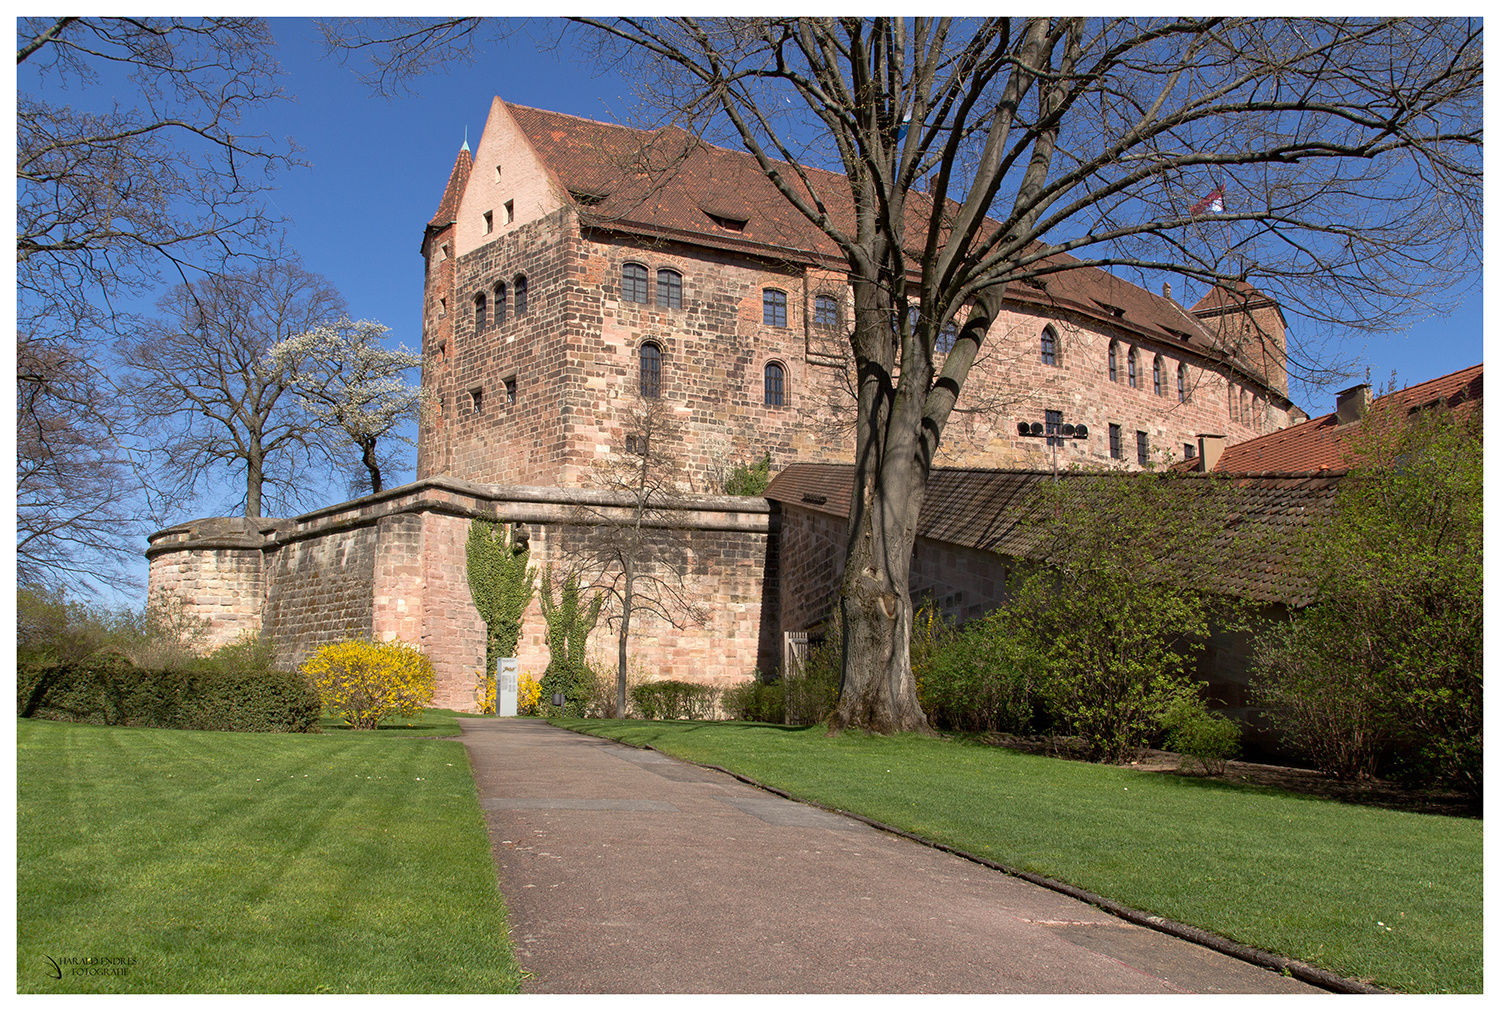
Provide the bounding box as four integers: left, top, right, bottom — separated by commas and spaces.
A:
361, 436, 383, 494
246, 444, 264, 518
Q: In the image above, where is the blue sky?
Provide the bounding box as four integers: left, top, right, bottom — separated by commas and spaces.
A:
17, 18, 1487, 604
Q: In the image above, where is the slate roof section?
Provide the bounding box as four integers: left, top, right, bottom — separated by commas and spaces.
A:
765, 463, 1344, 605
501, 102, 1279, 389
1198, 363, 1482, 474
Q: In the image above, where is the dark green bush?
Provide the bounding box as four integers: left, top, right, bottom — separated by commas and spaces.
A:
918, 608, 1052, 735
1158, 692, 1241, 775
21, 653, 320, 733
722, 674, 785, 723
630, 679, 719, 720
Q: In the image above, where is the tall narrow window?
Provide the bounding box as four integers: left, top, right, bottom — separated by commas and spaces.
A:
469, 387, 484, 415
1153, 355, 1163, 396
474, 293, 487, 332
622, 263, 649, 303
814, 294, 839, 328
514, 275, 528, 316
483, 210, 494, 234
1136, 430, 1149, 466
1230, 384, 1239, 421
936, 321, 958, 354
656, 268, 683, 309
639, 341, 662, 398
764, 362, 785, 407
763, 288, 788, 327
493, 281, 507, 325
1108, 341, 1119, 382
504, 377, 517, 406
1045, 409, 1063, 443
1040, 327, 1058, 366
1108, 423, 1122, 460
1128, 348, 1139, 388
1177, 362, 1187, 402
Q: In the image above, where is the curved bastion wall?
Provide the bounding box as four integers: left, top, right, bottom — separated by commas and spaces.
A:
146, 478, 777, 712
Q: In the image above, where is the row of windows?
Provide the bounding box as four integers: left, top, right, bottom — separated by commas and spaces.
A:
474, 275, 529, 331
1105, 424, 1153, 466
1106, 340, 1188, 402
622, 263, 683, 309
639, 340, 786, 407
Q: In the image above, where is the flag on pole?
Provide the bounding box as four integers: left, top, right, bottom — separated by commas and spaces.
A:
1190, 185, 1225, 217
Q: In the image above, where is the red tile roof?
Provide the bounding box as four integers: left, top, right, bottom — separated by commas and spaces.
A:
1203, 363, 1482, 474
428, 144, 473, 230
765, 464, 1344, 605
501, 102, 1280, 386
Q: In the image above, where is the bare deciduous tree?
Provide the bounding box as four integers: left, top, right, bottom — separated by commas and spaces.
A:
16, 17, 297, 585
325, 17, 1481, 732
119, 262, 347, 518
568, 397, 708, 717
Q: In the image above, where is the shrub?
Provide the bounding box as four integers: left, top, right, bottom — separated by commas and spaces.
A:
722, 452, 772, 496
474, 669, 496, 715
918, 608, 1051, 734
631, 679, 720, 720
1158, 692, 1241, 776
723, 672, 785, 723
517, 671, 543, 715
785, 633, 842, 726
22, 654, 320, 733
301, 639, 435, 730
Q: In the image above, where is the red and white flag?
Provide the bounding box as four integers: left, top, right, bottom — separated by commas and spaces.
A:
1190, 185, 1225, 217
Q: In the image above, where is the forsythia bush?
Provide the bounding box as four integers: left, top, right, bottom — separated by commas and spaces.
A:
474, 669, 496, 715
302, 639, 435, 729
517, 671, 543, 715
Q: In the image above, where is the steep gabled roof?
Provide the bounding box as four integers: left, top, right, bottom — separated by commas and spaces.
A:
499, 102, 1271, 371
1201, 363, 1482, 474
765, 464, 1343, 605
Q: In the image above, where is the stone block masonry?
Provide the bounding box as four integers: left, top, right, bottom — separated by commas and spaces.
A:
147, 477, 776, 712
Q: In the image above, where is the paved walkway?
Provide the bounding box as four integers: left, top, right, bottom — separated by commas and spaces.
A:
457, 718, 1323, 994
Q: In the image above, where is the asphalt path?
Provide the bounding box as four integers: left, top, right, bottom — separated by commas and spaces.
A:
458, 718, 1323, 995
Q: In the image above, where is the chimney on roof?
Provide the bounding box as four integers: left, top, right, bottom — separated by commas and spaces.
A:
1335, 383, 1372, 425
1162, 281, 1172, 300
1197, 434, 1225, 472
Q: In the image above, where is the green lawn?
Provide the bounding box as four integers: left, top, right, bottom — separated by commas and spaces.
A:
557, 718, 1482, 994
17, 717, 519, 994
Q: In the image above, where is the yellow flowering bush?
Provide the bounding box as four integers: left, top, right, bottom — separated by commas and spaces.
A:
301, 639, 435, 729
517, 671, 542, 716
474, 669, 496, 715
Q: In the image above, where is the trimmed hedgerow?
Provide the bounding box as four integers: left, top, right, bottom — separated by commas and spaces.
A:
21, 653, 321, 733
631, 679, 719, 721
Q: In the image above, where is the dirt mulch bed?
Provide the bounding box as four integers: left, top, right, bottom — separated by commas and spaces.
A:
979, 733, 1479, 819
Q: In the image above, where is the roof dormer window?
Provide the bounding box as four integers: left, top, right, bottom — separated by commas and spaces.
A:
705, 210, 748, 232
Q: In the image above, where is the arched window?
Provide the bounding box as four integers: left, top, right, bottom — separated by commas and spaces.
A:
1153, 355, 1163, 396
1177, 362, 1187, 402
1127, 348, 1139, 388
622, 262, 649, 303
656, 268, 683, 309
763, 288, 788, 327
639, 341, 662, 398
936, 321, 958, 354
474, 292, 487, 332
514, 275, 528, 316
813, 294, 839, 328
493, 281, 507, 325
764, 361, 786, 407
1108, 341, 1119, 382
1040, 327, 1058, 367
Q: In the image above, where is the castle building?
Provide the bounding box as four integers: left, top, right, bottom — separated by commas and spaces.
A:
148, 96, 1304, 709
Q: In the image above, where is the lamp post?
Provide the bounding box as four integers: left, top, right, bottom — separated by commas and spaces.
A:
1017, 416, 1089, 480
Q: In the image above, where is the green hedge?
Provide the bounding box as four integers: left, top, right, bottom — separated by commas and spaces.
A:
630, 679, 719, 721
19, 654, 322, 733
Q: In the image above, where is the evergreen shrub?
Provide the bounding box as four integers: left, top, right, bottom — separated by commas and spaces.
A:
723, 673, 785, 723
1158, 692, 1241, 775
631, 679, 719, 720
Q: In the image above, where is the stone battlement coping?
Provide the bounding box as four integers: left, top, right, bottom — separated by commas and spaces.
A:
146, 476, 776, 559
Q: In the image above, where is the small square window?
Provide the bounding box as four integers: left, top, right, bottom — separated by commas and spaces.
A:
1184, 443, 1196, 459
504, 200, 515, 224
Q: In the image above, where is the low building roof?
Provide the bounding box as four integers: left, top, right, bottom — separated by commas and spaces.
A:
1196, 363, 1482, 474
765, 463, 1344, 606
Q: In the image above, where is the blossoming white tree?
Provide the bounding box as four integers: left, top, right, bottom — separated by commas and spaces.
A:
268, 318, 428, 495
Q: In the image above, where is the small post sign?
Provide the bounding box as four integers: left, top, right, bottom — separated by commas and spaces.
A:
497, 658, 519, 717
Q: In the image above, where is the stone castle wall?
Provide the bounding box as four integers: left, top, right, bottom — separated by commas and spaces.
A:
146, 479, 775, 711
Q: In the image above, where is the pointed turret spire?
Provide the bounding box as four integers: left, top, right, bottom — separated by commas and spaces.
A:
428, 137, 474, 230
